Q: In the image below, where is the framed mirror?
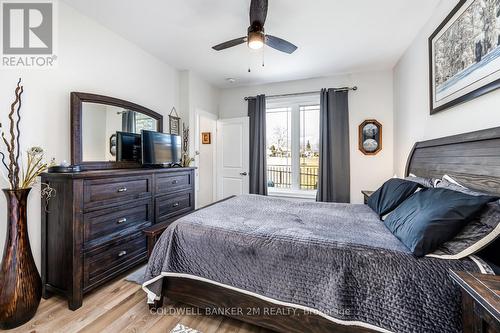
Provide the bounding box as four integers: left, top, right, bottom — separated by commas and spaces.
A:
71, 92, 163, 170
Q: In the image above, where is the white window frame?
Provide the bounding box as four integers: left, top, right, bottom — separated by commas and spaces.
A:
266, 94, 320, 198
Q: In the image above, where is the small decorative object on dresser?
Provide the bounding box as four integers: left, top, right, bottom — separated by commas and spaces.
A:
429, 0, 500, 114
358, 119, 382, 155
450, 271, 499, 333
361, 190, 374, 204
0, 80, 53, 329
181, 124, 197, 167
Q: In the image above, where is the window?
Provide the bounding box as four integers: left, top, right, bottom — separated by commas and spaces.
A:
266, 95, 320, 196
135, 113, 156, 132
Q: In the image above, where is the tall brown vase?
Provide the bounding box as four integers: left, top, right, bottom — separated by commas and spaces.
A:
0, 188, 41, 329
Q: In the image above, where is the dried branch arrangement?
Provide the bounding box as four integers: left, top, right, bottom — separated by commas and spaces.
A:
180, 123, 196, 167
0, 79, 53, 189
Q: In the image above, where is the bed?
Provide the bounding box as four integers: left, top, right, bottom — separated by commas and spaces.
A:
142, 127, 500, 333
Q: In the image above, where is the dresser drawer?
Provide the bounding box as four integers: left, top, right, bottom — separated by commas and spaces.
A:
83, 234, 147, 290
83, 199, 153, 244
84, 175, 152, 210
155, 171, 192, 195
155, 190, 194, 222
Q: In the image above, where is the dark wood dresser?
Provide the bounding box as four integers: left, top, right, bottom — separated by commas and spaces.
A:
40, 167, 195, 310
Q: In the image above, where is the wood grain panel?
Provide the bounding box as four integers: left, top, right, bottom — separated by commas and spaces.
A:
83, 233, 147, 291
155, 172, 192, 194
155, 190, 194, 222
83, 175, 152, 210
8, 277, 269, 333
165, 276, 375, 333
83, 198, 153, 243
406, 126, 500, 196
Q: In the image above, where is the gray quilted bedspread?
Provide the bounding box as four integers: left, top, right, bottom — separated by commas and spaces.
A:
143, 194, 484, 333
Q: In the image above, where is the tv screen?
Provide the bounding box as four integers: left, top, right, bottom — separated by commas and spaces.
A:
116, 131, 141, 162
141, 130, 182, 166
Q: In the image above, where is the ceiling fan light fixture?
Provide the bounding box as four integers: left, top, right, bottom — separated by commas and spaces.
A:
211, 0, 297, 54
248, 31, 264, 50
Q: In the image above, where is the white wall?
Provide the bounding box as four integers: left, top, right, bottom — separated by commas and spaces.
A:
0, 2, 182, 270
393, 0, 500, 176
219, 70, 394, 203
178, 70, 220, 207
179, 70, 220, 146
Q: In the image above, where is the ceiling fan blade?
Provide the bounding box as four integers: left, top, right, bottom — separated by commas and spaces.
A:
265, 35, 298, 54
212, 37, 247, 51
250, 0, 268, 26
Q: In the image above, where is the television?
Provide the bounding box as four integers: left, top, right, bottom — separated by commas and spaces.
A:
116, 131, 141, 162
141, 130, 182, 166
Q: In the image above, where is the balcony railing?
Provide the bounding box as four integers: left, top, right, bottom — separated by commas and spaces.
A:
267, 165, 318, 190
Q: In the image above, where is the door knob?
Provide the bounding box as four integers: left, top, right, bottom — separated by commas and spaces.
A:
240, 172, 248, 176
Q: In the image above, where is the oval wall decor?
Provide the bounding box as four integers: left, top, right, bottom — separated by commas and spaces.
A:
358, 119, 382, 155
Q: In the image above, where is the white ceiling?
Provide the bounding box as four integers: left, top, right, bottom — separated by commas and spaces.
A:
63, 0, 440, 88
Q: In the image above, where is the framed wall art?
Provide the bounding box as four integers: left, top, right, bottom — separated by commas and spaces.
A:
358, 119, 382, 155
201, 132, 211, 144
169, 107, 180, 135
429, 0, 500, 114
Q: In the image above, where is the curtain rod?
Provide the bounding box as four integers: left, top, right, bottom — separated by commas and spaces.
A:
243, 86, 357, 101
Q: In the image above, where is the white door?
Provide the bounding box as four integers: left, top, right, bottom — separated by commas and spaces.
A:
216, 117, 249, 200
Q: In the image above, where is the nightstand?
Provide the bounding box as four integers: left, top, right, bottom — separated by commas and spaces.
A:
450, 271, 500, 333
361, 190, 374, 204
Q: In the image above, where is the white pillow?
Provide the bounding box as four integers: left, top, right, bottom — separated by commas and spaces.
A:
442, 174, 466, 188
407, 173, 441, 187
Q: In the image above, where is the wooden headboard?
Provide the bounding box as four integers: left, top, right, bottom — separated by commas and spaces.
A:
406, 127, 500, 269
405, 126, 500, 196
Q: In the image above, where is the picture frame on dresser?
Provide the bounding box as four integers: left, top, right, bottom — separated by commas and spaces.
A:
429, 0, 500, 114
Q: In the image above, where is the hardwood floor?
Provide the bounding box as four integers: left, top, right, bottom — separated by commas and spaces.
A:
5, 275, 273, 333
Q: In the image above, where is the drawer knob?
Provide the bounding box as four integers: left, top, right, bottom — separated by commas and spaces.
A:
118, 250, 127, 257
173, 202, 179, 207
117, 218, 127, 224
172, 180, 178, 184
117, 187, 127, 193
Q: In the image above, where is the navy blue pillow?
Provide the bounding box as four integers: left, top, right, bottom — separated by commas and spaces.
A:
367, 178, 421, 218
384, 188, 497, 257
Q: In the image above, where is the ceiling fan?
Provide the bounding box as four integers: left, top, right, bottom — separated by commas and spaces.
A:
212, 0, 298, 54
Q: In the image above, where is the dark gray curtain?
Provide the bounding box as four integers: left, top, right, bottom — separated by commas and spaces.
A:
248, 94, 268, 195
316, 89, 350, 203
122, 110, 136, 133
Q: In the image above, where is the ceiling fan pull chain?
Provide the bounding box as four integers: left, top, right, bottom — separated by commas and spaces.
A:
262, 43, 265, 67
248, 49, 252, 72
